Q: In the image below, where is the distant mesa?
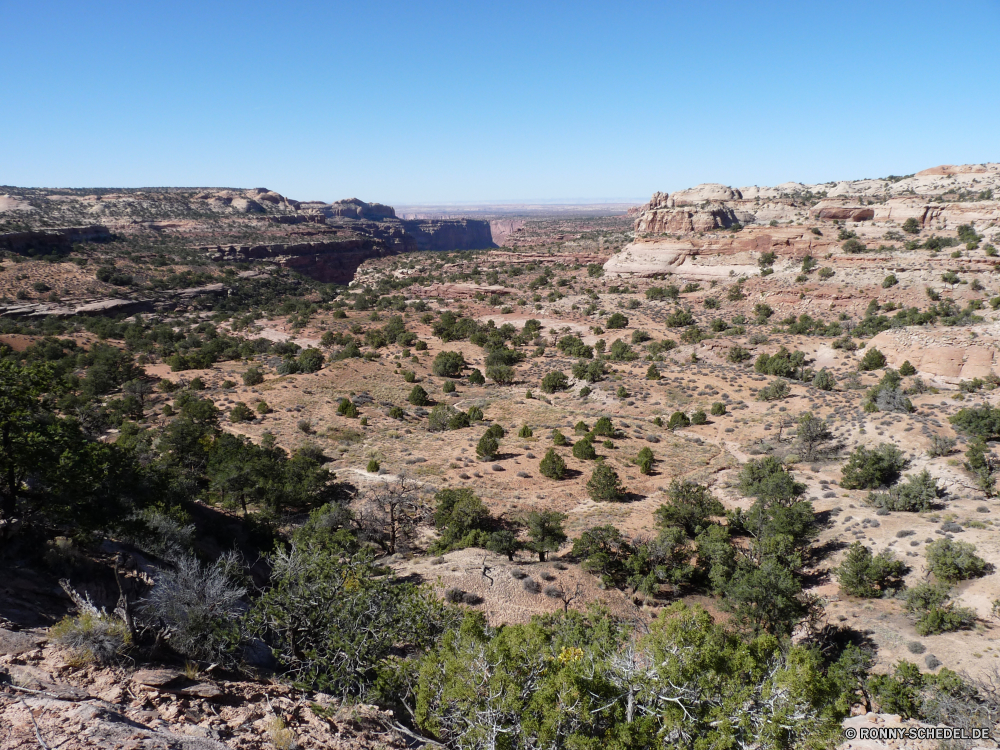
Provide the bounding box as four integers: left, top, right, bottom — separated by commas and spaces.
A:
324, 198, 397, 220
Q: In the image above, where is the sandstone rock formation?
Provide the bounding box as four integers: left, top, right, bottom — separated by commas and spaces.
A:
610, 163, 1000, 278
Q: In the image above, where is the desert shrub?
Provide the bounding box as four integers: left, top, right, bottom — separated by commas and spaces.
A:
432, 351, 466, 377
690, 409, 707, 425
859, 347, 887, 371
818, 267, 835, 279
864, 470, 939, 512
842, 238, 867, 254
140, 552, 246, 663
539, 448, 566, 479
587, 461, 625, 502
408, 385, 429, 406
518, 425, 533, 438
667, 411, 689, 430
402, 369, 416, 383
541, 371, 569, 393
468, 368, 485, 385
710, 402, 726, 416
442, 380, 456, 394
756, 378, 790, 401
552, 429, 569, 446
476, 432, 500, 461
243, 367, 264, 386
926, 435, 955, 459
466, 405, 484, 421
902, 217, 920, 234
665, 308, 696, 327
646, 364, 660, 380
574, 421, 590, 435
882, 274, 898, 288
841, 443, 908, 489
51, 609, 131, 666
367, 459, 380, 473
925, 539, 988, 582
836, 542, 906, 597
388, 405, 405, 420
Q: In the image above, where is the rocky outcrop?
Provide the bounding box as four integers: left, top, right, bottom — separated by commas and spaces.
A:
489, 218, 527, 246
668, 183, 743, 206
0, 298, 155, 319
0, 225, 111, 254
635, 203, 750, 234
324, 198, 397, 220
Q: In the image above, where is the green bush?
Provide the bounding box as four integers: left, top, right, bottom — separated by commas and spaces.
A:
552, 429, 569, 446
645, 364, 660, 380
593, 417, 615, 437
902, 217, 920, 234
468, 368, 485, 385
756, 378, 790, 401
408, 385, 429, 406
249, 543, 452, 694
432, 488, 492, 553
299, 348, 325, 373
572, 437, 597, 460
337, 398, 359, 418
882, 274, 898, 288
242, 367, 264, 386
51, 609, 131, 665
466, 405, 484, 421
925, 539, 988, 582
539, 448, 566, 479
230, 402, 255, 423
898, 360, 916, 376
836, 542, 906, 597
841, 443, 908, 489
432, 350, 466, 377
587, 461, 625, 502
518, 425, 533, 438
486, 364, 515, 384
667, 411, 689, 430
690, 409, 707, 425
476, 432, 500, 461
541, 371, 569, 393
859, 347, 887, 371
864, 470, 939, 512
710, 402, 726, 416
904, 582, 976, 635
367, 459, 380, 473
737, 456, 805, 504
636, 446, 654, 475
812, 368, 836, 391
606, 312, 629, 329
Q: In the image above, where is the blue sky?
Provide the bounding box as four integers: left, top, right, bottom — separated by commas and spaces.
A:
2, 1, 998, 203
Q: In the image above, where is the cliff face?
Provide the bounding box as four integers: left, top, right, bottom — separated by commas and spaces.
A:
401, 218, 495, 251
201, 238, 393, 285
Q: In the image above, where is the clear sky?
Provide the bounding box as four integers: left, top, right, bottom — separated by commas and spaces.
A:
3, 1, 998, 204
